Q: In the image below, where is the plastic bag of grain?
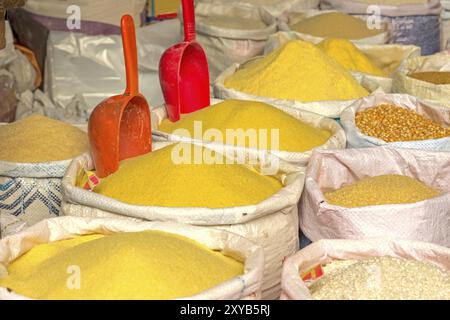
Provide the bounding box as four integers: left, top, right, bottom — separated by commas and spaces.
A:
151, 100, 345, 167
186, 1, 276, 81
281, 238, 450, 300
214, 61, 382, 119
321, 0, 441, 55
0, 122, 88, 226
0, 216, 264, 300
197, 0, 319, 18
265, 31, 420, 93
61, 142, 305, 300
341, 93, 450, 150
393, 53, 450, 107
299, 147, 450, 246
278, 10, 389, 45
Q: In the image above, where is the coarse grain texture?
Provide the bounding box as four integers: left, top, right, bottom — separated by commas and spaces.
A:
290, 12, 383, 40
317, 39, 386, 77
158, 100, 331, 152
198, 15, 267, 30
309, 256, 450, 300
408, 72, 450, 85
224, 40, 369, 102
355, 104, 450, 142
324, 174, 440, 208
0, 114, 89, 163
94, 143, 282, 207
0, 231, 243, 300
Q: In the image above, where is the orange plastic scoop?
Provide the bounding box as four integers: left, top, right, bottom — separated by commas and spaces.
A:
88, 15, 151, 178
159, 0, 210, 122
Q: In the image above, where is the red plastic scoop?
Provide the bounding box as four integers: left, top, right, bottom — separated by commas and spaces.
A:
88, 15, 151, 178
159, 0, 210, 122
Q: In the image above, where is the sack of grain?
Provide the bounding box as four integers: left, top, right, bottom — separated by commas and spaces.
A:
393, 53, 450, 107
299, 147, 450, 246
0, 119, 88, 226
186, 1, 277, 81
151, 99, 346, 167
197, 0, 319, 18
61, 143, 305, 299
281, 238, 450, 300
321, 0, 441, 55
214, 61, 382, 119
341, 93, 450, 150
265, 31, 420, 92
278, 10, 389, 45
441, 2, 450, 50
0, 216, 264, 300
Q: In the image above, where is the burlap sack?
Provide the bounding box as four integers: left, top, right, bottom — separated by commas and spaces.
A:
61, 143, 305, 299
0, 216, 264, 300
277, 9, 389, 45
214, 60, 382, 118
265, 31, 421, 92
341, 93, 450, 150
151, 100, 346, 167
299, 147, 450, 246
281, 238, 450, 300
393, 53, 450, 107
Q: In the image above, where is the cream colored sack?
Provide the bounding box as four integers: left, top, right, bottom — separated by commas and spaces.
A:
341, 93, 450, 150
265, 31, 420, 92
300, 147, 450, 246
0, 216, 264, 300
277, 10, 389, 45
281, 238, 450, 300
214, 60, 382, 118
61, 143, 305, 299
393, 53, 450, 106
151, 100, 346, 167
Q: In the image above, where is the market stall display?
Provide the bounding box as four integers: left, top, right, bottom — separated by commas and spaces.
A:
152, 99, 345, 167
0, 216, 264, 300
281, 238, 450, 300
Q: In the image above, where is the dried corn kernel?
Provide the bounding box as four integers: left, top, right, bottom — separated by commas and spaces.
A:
355, 104, 450, 142
309, 256, 450, 300
324, 174, 440, 208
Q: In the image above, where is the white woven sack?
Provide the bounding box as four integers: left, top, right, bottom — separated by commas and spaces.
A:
151, 100, 346, 167
0, 123, 87, 226
197, 0, 319, 18
277, 10, 389, 45
281, 238, 450, 300
188, 2, 277, 81
0, 216, 264, 300
393, 53, 450, 107
341, 93, 450, 150
299, 147, 450, 246
61, 143, 305, 299
214, 59, 383, 118
265, 31, 420, 93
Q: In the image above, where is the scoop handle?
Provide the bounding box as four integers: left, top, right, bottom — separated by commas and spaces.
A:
182, 0, 196, 42
121, 15, 139, 95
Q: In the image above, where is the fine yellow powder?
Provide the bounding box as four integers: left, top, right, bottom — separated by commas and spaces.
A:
0, 114, 89, 163
224, 40, 369, 102
158, 100, 331, 152
317, 39, 387, 77
0, 231, 243, 300
94, 143, 282, 207
324, 174, 440, 208
290, 12, 384, 40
